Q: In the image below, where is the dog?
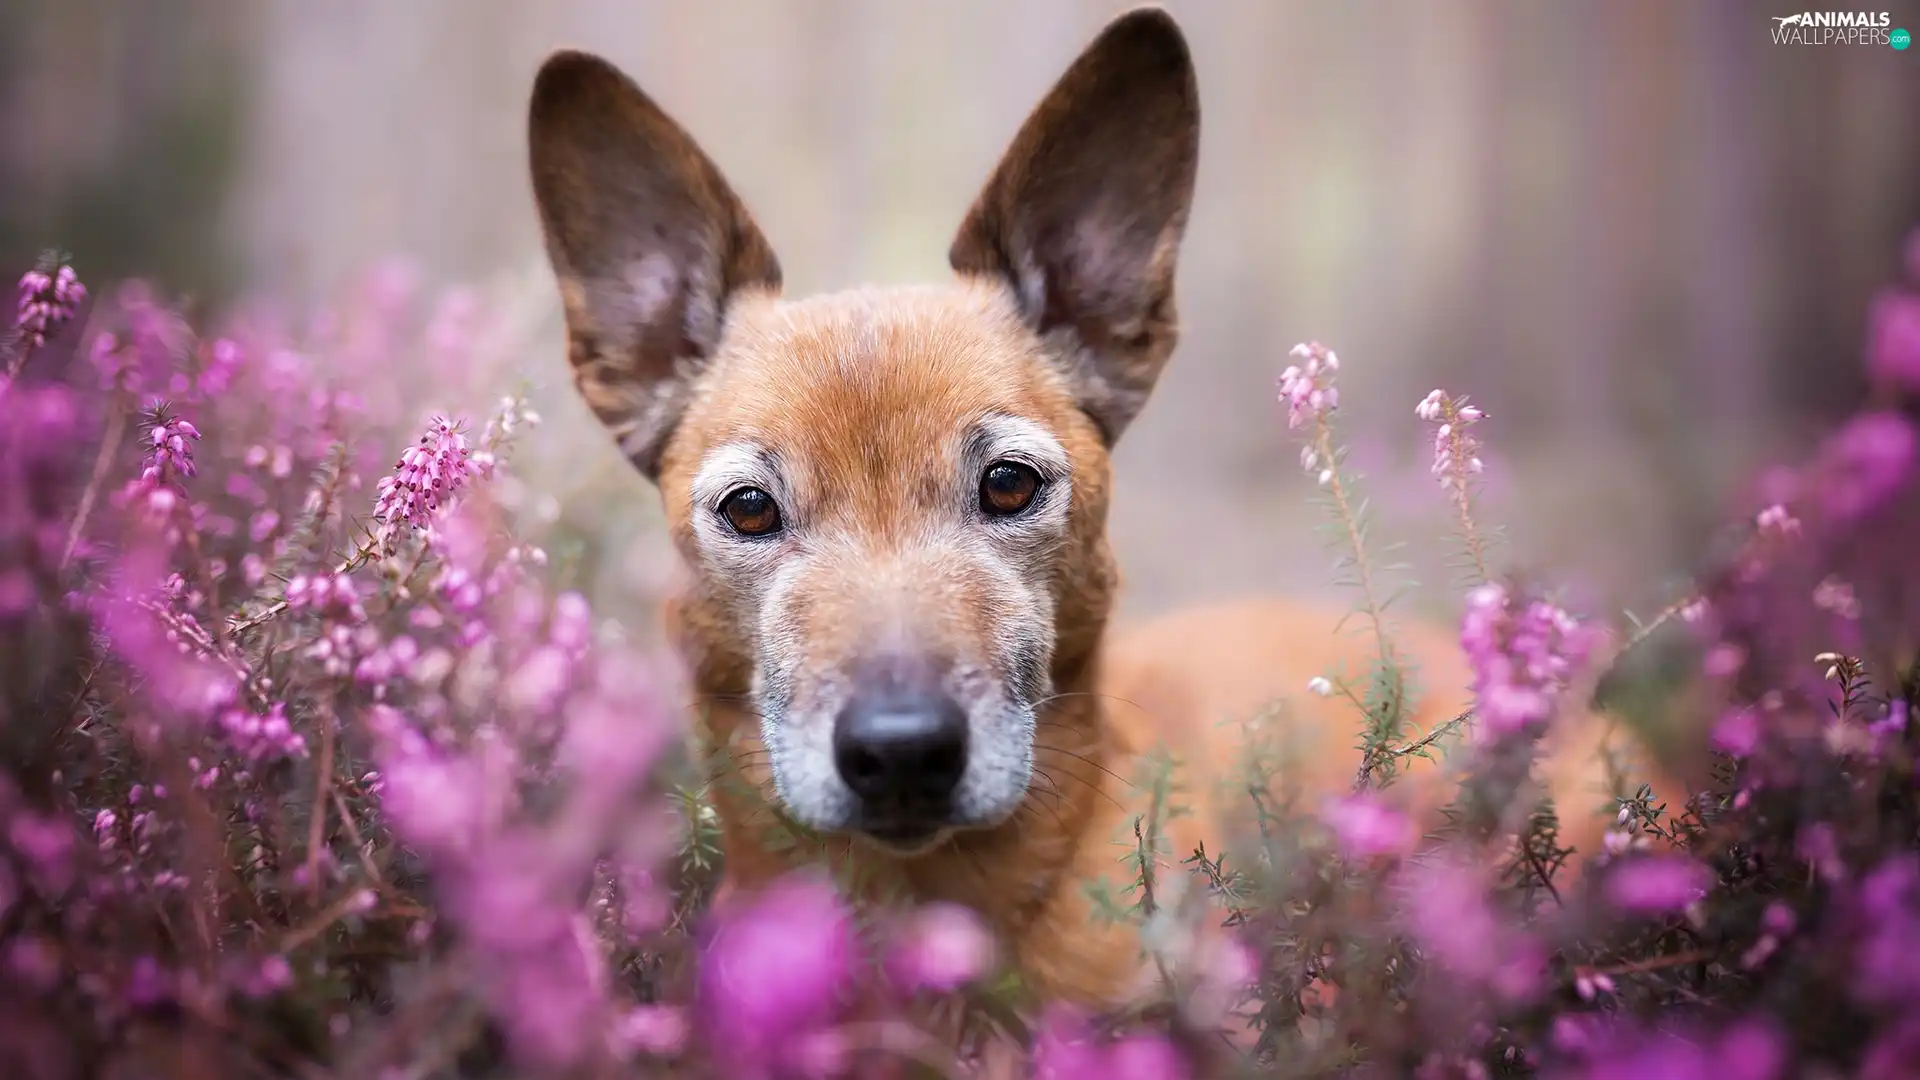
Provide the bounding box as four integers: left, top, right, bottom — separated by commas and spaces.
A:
525, 6, 1672, 1011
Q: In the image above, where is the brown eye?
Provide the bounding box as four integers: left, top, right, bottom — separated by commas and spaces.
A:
719, 487, 783, 537
979, 461, 1043, 517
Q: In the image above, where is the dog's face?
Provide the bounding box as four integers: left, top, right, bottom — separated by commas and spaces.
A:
526, 9, 1199, 852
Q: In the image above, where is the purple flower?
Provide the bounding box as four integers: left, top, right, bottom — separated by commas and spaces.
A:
13, 263, 87, 348
1851, 855, 1920, 1008
1605, 854, 1712, 916
5, 937, 61, 992
1553, 1019, 1785, 1080
125, 955, 169, 1008
1107, 1033, 1190, 1080
373, 414, 479, 550
697, 872, 856, 1075
1277, 341, 1341, 430
885, 901, 996, 994
1397, 856, 1544, 1002
141, 413, 202, 484
1320, 792, 1417, 857
1711, 707, 1761, 757
1460, 582, 1599, 738
1416, 388, 1489, 492
1030, 1006, 1191, 1080
1867, 287, 1920, 393
216, 702, 308, 763
377, 743, 502, 859
6, 812, 75, 895
613, 1004, 689, 1059
1812, 410, 1915, 523
1031, 1006, 1105, 1080
487, 912, 612, 1070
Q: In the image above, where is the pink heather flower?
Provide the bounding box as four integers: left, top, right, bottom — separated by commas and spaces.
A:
1866, 286, 1920, 393
1798, 823, 1844, 881
1851, 855, 1920, 1008
481, 910, 614, 1069
235, 954, 294, 999
1459, 582, 1599, 738
551, 591, 594, 652
1812, 410, 1915, 523
14, 263, 87, 348
1181, 932, 1259, 1028
5, 937, 61, 992
697, 872, 857, 1074
1701, 643, 1745, 679
1710, 707, 1761, 757
1573, 968, 1616, 1001
1813, 575, 1862, 619
1396, 856, 1544, 1003
1416, 388, 1488, 492
1031, 1006, 1105, 1080
885, 901, 996, 993
614, 1004, 689, 1059
1277, 341, 1340, 430
505, 645, 573, 716
7, 813, 75, 895
377, 744, 502, 859
141, 411, 204, 485
1320, 792, 1417, 858
1566, 1020, 1786, 1080
1753, 502, 1799, 537
1604, 854, 1712, 915
284, 573, 365, 622
373, 414, 478, 549
1029, 1008, 1199, 1080
615, 863, 670, 939
1107, 1034, 1191, 1080
216, 703, 308, 763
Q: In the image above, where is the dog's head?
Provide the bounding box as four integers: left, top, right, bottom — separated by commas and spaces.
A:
526, 9, 1199, 853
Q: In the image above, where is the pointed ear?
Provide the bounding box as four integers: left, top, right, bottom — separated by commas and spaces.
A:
528, 50, 782, 478
949, 8, 1200, 445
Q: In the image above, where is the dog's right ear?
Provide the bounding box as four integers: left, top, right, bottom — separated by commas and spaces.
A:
528, 51, 782, 479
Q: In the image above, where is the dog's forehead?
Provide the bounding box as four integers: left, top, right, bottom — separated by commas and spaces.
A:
688, 283, 1077, 490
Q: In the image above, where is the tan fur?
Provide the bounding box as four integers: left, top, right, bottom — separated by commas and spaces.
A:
525, 7, 1675, 1012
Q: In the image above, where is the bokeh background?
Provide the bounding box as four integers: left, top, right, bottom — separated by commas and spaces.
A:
5, 0, 1918, 636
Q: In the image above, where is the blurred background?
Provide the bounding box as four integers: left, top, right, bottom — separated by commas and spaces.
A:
5, 0, 1918, 636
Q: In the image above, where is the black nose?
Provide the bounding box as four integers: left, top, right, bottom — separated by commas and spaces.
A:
833, 691, 969, 810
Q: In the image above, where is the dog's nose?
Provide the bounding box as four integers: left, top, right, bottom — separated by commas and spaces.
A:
833, 691, 969, 807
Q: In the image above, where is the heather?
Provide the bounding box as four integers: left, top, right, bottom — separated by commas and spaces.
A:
0, 233, 1916, 1080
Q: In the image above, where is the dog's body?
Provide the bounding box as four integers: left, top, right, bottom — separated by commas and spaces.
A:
526, 8, 1664, 1010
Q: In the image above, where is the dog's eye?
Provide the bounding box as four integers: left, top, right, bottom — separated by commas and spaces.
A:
979, 461, 1043, 517
719, 487, 783, 537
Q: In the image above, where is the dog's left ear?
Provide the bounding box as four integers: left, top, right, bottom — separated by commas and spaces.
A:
949, 7, 1200, 445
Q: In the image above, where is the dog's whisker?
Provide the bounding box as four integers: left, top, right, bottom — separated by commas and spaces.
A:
1032, 742, 1137, 792
1030, 689, 1157, 719
1028, 757, 1128, 812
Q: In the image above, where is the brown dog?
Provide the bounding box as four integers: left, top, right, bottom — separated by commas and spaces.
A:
525, 7, 1665, 1010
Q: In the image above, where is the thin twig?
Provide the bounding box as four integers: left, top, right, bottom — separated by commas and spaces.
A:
62, 403, 128, 568
226, 540, 379, 637
1311, 417, 1397, 678
331, 786, 385, 887
1593, 947, 1717, 978
306, 704, 337, 902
